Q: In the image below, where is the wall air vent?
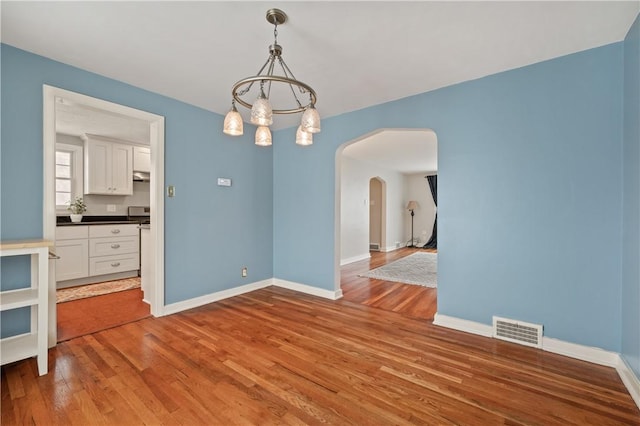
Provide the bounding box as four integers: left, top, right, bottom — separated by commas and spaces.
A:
369, 243, 380, 251
492, 316, 543, 349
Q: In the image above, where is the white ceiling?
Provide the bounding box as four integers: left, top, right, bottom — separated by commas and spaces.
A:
343, 129, 438, 174
56, 99, 151, 145
2, 1, 638, 172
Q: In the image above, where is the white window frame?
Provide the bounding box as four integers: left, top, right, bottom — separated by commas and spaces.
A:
55, 142, 84, 213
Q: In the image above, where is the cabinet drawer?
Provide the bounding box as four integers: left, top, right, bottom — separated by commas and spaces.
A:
89, 224, 138, 238
89, 236, 139, 257
89, 253, 139, 276
56, 226, 89, 240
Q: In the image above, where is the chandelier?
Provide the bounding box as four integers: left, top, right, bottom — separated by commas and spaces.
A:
223, 8, 321, 146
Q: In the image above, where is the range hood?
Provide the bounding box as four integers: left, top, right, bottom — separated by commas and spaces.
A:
133, 171, 150, 182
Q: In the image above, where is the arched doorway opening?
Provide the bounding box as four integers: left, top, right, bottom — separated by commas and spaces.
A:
335, 128, 438, 319
369, 177, 386, 252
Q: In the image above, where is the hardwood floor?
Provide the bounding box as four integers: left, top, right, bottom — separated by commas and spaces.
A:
57, 288, 150, 342
2, 286, 638, 425
341, 247, 437, 320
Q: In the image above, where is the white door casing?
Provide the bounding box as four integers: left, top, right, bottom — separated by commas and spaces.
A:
43, 85, 166, 347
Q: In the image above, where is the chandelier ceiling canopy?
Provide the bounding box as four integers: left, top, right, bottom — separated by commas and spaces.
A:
223, 8, 321, 146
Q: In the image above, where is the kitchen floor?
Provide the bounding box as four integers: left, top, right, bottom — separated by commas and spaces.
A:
57, 288, 150, 342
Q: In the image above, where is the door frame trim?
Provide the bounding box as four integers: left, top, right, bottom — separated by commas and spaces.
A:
43, 85, 166, 345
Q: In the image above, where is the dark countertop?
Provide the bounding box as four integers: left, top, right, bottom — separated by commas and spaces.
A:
56, 216, 144, 226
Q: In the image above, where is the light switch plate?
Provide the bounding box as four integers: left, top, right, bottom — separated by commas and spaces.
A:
217, 178, 232, 187
167, 185, 175, 197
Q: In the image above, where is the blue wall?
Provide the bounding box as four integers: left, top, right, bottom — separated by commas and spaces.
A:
274, 43, 624, 352
1, 33, 635, 358
622, 14, 640, 377
0, 45, 273, 330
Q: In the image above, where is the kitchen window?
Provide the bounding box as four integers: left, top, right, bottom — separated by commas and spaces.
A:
56, 143, 83, 211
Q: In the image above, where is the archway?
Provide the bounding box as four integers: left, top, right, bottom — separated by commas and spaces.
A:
335, 128, 437, 314
369, 177, 385, 251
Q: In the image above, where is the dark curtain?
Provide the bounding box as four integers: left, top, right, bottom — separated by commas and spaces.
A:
423, 175, 437, 249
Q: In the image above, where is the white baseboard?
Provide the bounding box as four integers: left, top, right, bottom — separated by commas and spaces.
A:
433, 313, 640, 411
542, 337, 619, 367
617, 356, 640, 409
273, 278, 343, 300
162, 279, 272, 316
381, 245, 400, 253
340, 253, 370, 266
433, 313, 493, 337
161, 277, 343, 316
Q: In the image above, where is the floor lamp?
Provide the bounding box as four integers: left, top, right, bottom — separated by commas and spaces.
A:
406, 201, 418, 247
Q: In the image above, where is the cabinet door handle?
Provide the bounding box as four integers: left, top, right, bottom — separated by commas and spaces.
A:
111, 262, 121, 267
111, 244, 120, 249
111, 229, 121, 234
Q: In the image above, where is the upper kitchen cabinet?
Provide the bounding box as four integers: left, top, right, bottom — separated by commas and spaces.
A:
82, 134, 133, 195
133, 146, 151, 173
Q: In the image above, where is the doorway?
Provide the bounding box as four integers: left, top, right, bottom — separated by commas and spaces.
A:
336, 128, 438, 316
369, 177, 385, 251
43, 85, 165, 346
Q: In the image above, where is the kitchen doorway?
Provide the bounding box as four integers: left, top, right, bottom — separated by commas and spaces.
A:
43, 85, 165, 346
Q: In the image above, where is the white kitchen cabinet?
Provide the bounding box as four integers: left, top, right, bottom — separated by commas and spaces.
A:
0, 239, 52, 376
83, 135, 133, 195
88, 224, 139, 277
133, 146, 151, 173
55, 226, 89, 281
56, 224, 139, 286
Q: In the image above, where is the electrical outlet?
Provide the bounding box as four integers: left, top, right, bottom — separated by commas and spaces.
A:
107, 204, 116, 212
241, 267, 248, 278
167, 185, 175, 197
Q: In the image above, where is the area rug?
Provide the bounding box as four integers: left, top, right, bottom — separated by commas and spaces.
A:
359, 252, 437, 287
57, 277, 141, 303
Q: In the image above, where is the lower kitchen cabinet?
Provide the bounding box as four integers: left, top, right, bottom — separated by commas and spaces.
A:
56, 223, 140, 287
55, 226, 89, 281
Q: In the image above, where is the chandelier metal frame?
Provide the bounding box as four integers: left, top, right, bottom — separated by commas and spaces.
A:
230, 8, 318, 115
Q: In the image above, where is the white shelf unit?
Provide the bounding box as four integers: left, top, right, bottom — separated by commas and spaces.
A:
0, 240, 51, 376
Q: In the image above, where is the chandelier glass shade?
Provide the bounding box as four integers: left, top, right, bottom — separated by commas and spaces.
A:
250, 88, 273, 126
255, 126, 272, 146
300, 104, 321, 133
222, 8, 320, 146
295, 125, 313, 146
222, 102, 243, 136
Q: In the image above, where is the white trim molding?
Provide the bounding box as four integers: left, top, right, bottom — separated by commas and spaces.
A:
340, 253, 370, 266
163, 279, 272, 316
433, 313, 640, 411
542, 337, 619, 367
162, 277, 344, 317
433, 313, 493, 337
617, 356, 640, 409
43, 85, 166, 340
273, 278, 343, 300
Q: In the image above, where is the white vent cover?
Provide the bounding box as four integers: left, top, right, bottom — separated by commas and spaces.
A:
493, 316, 543, 348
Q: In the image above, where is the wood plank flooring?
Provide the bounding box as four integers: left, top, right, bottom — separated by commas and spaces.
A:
57, 288, 151, 342
2, 286, 639, 425
341, 247, 437, 320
